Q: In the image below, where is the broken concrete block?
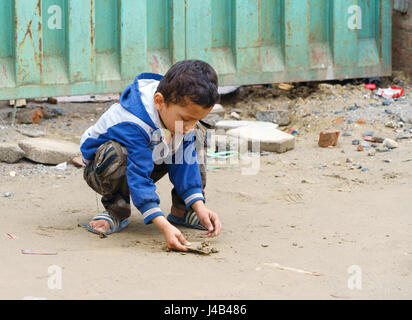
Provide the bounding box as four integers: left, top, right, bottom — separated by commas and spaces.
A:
226, 126, 295, 153
0, 143, 25, 163
215, 120, 278, 131
201, 113, 223, 127
230, 111, 241, 120
256, 110, 291, 126
318, 130, 340, 148
18, 138, 81, 165
15, 127, 46, 138
210, 104, 225, 117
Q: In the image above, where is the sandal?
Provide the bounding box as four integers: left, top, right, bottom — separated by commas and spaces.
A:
85, 212, 130, 236
167, 208, 207, 230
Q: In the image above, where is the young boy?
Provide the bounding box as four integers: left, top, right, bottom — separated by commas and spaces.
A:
80, 60, 222, 252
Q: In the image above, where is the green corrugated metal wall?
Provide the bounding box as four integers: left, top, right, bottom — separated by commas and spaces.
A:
0, 0, 392, 100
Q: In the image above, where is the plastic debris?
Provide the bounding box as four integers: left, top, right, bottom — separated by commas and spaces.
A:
364, 84, 376, 90
277, 83, 294, 91
377, 86, 404, 99
4, 192, 12, 198
21, 249, 57, 255
207, 150, 239, 159
55, 162, 67, 171
257, 262, 321, 277
4, 233, 18, 239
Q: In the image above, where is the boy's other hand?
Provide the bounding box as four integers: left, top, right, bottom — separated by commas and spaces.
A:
192, 201, 222, 237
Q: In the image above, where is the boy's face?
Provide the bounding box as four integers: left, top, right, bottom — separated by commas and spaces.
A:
154, 92, 212, 136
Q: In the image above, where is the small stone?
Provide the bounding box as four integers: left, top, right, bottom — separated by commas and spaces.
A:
371, 135, 385, 143
211, 247, 219, 253
261, 244, 269, 248
385, 121, 397, 128
357, 144, 364, 151
9, 171, 16, 177
396, 133, 410, 140
256, 110, 291, 126
230, 111, 241, 120
346, 158, 353, 163
71, 156, 85, 168
4, 192, 12, 198
361, 141, 370, 149
368, 149, 376, 156
382, 99, 393, 106
318, 130, 340, 148
202, 113, 223, 127
382, 138, 398, 149
210, 104, 225, 117
361, 168, 369, 172
356, 118, 367, 124
352, 139, 360, 145
333, 117, 345, 124
383, 159, 392, 163
362, 131, 374, 137
376, 147, 390, 153
292, 242, 298, 246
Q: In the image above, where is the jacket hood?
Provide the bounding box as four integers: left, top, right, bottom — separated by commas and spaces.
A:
120, 73, 163, 130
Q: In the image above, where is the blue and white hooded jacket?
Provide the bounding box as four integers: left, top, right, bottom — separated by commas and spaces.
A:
80, 73, 205, 224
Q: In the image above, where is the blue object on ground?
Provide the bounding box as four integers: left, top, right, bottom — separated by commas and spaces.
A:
352, 139, 360, 145
361, 141, 370, 149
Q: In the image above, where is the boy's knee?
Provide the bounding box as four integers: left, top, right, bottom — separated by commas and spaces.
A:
94, 140, 128, 178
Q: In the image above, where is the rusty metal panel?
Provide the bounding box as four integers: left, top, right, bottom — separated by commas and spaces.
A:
0, 0, 392, 100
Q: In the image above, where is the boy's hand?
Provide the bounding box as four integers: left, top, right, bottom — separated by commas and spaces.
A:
153, 216, 190, 252
192, 201, 222, 237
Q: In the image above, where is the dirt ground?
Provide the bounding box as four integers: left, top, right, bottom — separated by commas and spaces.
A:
0, 77, 411, 300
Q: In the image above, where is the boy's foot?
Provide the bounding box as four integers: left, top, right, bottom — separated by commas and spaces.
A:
88, 219, 110, 234
86, 212, 130, 235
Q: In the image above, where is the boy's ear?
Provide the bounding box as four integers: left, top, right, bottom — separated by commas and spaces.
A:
154, 92, 165, 108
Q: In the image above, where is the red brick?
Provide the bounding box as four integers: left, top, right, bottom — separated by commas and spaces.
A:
318, 130, 340, 148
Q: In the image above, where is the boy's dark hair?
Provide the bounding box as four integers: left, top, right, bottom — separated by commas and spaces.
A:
156, 60, 219, 109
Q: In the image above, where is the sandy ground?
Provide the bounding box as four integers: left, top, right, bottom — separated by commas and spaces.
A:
0, 81, 411, 300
